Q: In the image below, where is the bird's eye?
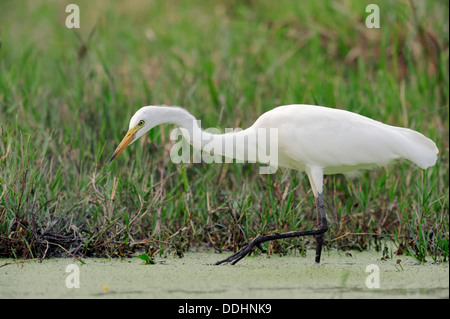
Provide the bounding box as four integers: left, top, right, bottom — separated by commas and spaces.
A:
138, 120, 145, 126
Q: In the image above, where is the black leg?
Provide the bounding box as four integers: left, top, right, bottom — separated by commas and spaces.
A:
314, 192, 327, 263
215, 192, 328, 265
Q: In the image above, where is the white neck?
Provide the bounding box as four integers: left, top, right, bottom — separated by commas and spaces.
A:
154, 106, 257, 161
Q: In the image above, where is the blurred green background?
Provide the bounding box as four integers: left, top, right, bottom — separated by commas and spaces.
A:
0, 0, 448, 262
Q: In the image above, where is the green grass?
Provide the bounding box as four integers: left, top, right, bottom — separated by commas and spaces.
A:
0, 0, 448, 263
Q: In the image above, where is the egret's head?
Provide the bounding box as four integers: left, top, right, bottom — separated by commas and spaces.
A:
110, 105, 192, 162
110, 107, 153, 162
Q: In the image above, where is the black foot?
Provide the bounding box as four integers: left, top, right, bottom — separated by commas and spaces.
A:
215, 227, 328, 266
215, 237, 263, 265
216, 192, 328, 266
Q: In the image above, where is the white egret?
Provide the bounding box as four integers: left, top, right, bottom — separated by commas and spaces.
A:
110, 104, 438, 265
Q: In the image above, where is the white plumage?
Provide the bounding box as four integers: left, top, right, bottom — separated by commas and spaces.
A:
257, 105, 437, 172
110, 104, 438, 265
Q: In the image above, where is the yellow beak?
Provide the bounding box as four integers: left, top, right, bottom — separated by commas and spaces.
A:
110, 126, 139, 162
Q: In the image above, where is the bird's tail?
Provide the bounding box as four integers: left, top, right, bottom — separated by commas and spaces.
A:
395, 127, 438, 169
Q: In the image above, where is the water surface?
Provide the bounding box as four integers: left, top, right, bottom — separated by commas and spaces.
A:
1, 250, 448, 298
